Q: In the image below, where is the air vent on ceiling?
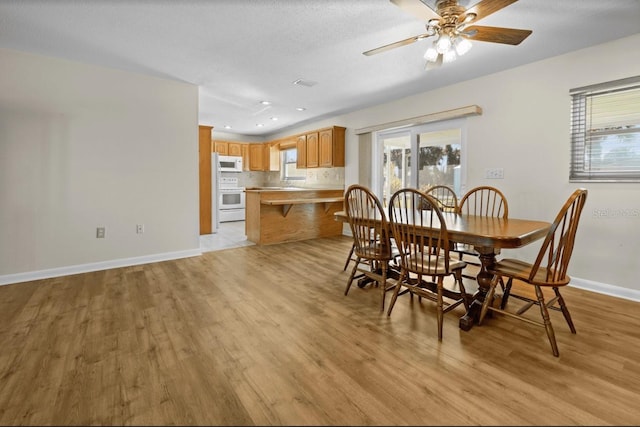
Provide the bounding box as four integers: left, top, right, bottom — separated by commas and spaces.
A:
292, 79, 317, 87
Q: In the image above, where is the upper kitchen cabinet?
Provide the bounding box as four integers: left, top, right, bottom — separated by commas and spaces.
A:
241, 144, 250, 171
267, 141, 280, 171
296, 134, 307, 169
319, 126, 345, 167
228, 142, 242, 157
213, 140, 228, 155
249, 143, 265, 171
306, 131, 319, 168
213, 140, 244, 156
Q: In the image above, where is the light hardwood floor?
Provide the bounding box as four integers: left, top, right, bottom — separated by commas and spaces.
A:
1, 235, 640, 425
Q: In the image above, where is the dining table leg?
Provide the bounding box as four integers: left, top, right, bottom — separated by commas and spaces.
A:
459, 248, 499, 331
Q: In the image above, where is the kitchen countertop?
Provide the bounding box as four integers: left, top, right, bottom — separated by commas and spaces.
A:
244, 187, 344, 192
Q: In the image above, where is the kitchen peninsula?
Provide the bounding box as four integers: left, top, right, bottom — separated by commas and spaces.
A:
245, 187, 345, 245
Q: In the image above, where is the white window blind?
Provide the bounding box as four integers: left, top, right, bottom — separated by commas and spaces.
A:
570, 76, 640, 182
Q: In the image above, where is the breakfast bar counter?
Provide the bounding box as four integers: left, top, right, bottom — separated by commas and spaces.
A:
245, 187, 345, 245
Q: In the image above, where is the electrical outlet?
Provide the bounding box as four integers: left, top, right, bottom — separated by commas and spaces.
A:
485, 168, 504, 179
136, 224, 144, 234
96, 227, 105, 238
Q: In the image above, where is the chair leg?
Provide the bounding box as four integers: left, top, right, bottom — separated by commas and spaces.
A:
554, 287, 576, 334
478, 276, 499, 325
454, 269, 469, 310
386, 269, 406, 316
343, 243, 355, 271
535, 285, 559, 357
436, 277, 444, 341
500, 277, 513, 309
379, 263, 388, 313
344, 256, 362, 296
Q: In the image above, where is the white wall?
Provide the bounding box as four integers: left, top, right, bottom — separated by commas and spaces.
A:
0, 48, 200, 282
272, 34, 640, 296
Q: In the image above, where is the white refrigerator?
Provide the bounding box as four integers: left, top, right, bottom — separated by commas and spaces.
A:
211, 152, 220, 233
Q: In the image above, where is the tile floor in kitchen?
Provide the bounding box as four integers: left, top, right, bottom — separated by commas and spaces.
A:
199, 220, 255, 252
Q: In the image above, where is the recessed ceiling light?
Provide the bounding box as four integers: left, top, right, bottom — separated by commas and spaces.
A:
260, 100, 272, 105
256, 123, 264, 127
295, 107, 306, 111
270, 117, 278, 121
292, 79, 317, 87
224, 125, 232, 129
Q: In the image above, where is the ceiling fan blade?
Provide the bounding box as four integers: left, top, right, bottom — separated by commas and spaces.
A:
466, 0, 518, 22
464, 25, 532, 45
363, 34, 429, 56
390, 0, 441, 22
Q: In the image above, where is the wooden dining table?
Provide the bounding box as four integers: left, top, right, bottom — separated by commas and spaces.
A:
334, 210, 551, 331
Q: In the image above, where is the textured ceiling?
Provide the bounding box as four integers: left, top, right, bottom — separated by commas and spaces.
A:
1, 0, 639, 137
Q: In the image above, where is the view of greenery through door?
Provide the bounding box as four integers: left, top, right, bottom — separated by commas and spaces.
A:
378, 122, 463, 207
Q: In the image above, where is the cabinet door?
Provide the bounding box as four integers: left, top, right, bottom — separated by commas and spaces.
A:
241, 144, 250, 171
214, 141, 228, 155
249, 144, 264, 171
319, 128, 334, 167
320, 126, 345, 167
306, 132, 319, 168
296, 135, 307, 168
228, 142, 242, 156
268, 143, 280, 171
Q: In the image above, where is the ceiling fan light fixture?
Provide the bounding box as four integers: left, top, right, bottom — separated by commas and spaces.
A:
454, 37, 472, 56
442, 49, 457, 63
435, 34, 452, 54
424, 44, 439, 62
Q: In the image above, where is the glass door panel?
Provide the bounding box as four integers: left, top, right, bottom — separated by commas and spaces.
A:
382, 134, 410, 207
417, 128, 462, 196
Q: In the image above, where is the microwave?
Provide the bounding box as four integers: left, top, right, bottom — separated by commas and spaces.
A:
218, 155, 243, 172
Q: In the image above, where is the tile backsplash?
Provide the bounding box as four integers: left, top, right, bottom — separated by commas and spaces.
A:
230, 167, 344, 189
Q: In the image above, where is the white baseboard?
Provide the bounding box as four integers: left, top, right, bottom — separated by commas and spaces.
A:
569, 277, 640, 303
0, 249, 202, 286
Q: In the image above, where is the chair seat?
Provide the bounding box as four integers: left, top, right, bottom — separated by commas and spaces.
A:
489, 258, 571, 287
355, 240, 392, 259
406, 253, 466, 276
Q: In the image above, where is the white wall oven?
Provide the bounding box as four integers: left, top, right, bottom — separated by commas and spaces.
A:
218, 177, 245, 222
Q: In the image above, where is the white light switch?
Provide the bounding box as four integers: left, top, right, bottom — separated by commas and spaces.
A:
485, 168, 504, 179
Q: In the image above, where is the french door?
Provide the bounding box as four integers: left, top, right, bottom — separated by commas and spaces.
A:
373, 119, 466, 207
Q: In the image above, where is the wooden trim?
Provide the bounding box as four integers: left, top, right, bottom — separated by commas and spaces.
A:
354, 105, 482, 135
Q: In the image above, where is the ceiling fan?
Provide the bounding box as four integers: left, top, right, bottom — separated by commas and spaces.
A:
364, 0, 532, 69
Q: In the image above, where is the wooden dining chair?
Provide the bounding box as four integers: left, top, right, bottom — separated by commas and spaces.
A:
424, 185, 458, 213
386, 188, 469, 341
455, 185, 509, 279
344, 184, 398, 312
479, 189, 588, 357
457, 185, 509, 218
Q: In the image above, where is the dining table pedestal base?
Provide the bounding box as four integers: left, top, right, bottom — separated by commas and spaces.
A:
459, 249, 502, 331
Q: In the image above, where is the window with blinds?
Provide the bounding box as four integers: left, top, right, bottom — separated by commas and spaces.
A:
570, 76, 640, 182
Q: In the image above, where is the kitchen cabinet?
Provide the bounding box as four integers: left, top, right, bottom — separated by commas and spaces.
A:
213, 140, 244, 157
213, 141, 228, 155
245, 188, 344, 245
228, 142, 242, 156
242, 144, 250, 171
306, 131, 319, 168
319, 126, 346, 167
296, 134, 307, 168
199, 125, 213, 235
249, 143, 265, 171
268, 141, 280, 171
